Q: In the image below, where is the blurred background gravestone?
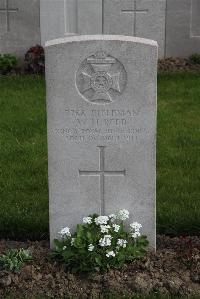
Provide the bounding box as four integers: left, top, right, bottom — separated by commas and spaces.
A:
40, 0, 165, 58
40, 0, 102, 45
0, 1, 200, 64
103, 0, 166, 58
165, 0, 200, 57
0, 0, 40, 58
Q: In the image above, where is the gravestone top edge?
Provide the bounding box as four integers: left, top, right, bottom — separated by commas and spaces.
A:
45, 34, 158, 48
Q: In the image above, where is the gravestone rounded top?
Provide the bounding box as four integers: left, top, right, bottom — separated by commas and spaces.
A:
45, 34, 158, 48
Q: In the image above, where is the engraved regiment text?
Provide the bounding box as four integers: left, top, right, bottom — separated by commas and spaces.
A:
54, 108, 149, 143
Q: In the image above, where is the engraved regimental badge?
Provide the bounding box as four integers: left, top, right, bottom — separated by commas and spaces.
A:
76, 51, 127, 104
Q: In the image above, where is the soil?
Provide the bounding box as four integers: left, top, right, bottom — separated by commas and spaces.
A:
0, 236, 199, 298
158, 57, 200, 73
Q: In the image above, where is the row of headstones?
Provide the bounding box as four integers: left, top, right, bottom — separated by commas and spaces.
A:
0, 0, 200, 59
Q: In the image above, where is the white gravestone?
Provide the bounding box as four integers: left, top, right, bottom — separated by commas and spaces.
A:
0, 0, 40, 58
103, 0, 166, 58
166, 0, 200, 57
45, 35, 157, 247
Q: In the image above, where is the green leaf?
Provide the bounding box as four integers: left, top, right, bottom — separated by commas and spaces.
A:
52, 213, 149, 273
95, 257, 102, 266
62, 250, 74, 261
0, 248, 32, 272
86, 231, 93, 242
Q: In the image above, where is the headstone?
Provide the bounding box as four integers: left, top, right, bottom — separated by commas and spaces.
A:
191, 0, 200, 38
40, 0, 102, 45
40, 0, 165, 59
0, 0, 40, 58
166, 0, 200, 57
103, 0, 166, 58
45, 35, 157, 248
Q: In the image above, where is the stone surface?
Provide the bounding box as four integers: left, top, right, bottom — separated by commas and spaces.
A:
0, 0, 40, 58
191, 0, 200, 38
40, 0, 102, 45
1, 1, 200, 59
45, 35, 157, 247
40, 0, 165, 58
103, 0, 166, 58
166, 0, 200, 57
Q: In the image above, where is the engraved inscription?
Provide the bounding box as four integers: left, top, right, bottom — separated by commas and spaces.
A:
76, 51, 127, 104
0, 0, 19, 32
79, 146, 126, 214
121, 0, 148, 36
54, 108, 150, 143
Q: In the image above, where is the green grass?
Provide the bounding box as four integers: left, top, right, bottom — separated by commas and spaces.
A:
157, 73, 200, 236
0, 73, 200, 240
0, 75, 48, 239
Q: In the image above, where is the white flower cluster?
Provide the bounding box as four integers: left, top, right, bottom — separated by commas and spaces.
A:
100, 225, 110, 233
130, 222, 142, 239
83, 217, 92, 224
58, 210, 143, 257
117, 209, 129, 221
88, 244, 94, 252
95, 216, 109, 225
99, 235, 112, 247
106, 251, 115, 258
117, 239, 128, 248
112, 224, 120, 232
59, 227, 71, 238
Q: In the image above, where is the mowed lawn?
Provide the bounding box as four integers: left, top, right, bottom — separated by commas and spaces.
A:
157, 73, 200, 235
0, 73, 199, 240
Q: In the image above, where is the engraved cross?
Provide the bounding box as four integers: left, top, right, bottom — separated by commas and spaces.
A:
121, 0, 148, 36
79, 146, 126, 215
0, 0, 19, 32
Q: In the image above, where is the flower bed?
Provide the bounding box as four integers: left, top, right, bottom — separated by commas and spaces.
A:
158, 57, 200, 73
0, 235, 199, 298
53, 210, 148, 273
